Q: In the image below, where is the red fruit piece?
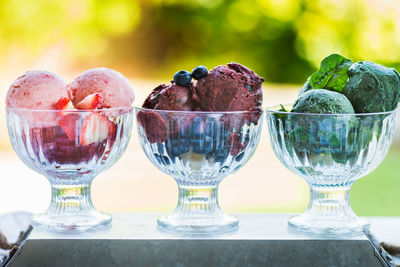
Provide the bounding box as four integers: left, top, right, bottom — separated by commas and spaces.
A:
55, 97, 74, 110
229, 132, 246, 156
75, 93, 102, 110
137, 111, 167, 143
57, 114, 81, 140
80, 113, 116, 146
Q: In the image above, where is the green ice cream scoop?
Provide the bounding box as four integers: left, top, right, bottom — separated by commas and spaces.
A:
342, 61, 400, 113
292, 89, 355, 114
298, 76, 312, 96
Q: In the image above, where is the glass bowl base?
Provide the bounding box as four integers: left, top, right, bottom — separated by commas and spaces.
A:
157, 213, 239, 235
288, 214, 370, 236
31, 212, 112, 232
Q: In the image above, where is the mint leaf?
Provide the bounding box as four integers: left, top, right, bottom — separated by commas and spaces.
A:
325, 60, 352, 91
279, 104, 289, 112
274, 104, 289, 120
310, 54, 352, 93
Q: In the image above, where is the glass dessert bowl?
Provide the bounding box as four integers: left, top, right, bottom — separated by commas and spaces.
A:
136, 107, 263, 234
266, 105, 396, 235
6, 107, 133, 232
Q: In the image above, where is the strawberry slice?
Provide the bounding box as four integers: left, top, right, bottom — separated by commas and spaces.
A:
80, 113, 116, 146
55, 97, 74, 110
57, 114, 81, 140
75, 93, 102, 110
55, 96, 75, 117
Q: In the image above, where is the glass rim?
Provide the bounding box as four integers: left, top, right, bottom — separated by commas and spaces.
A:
134, 106, 263, 115
6, 106, 133, 113
265, 104, 397, 116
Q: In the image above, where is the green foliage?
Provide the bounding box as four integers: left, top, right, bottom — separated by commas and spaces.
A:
0, 1, 400, 82
352, 148, 400, 216
278, 104, 289, 112
310, 54, 352, 92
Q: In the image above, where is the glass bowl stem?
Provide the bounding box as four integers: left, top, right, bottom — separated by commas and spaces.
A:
288, 184, 368, 235
32, 178, 111, 232
175, 184, 220, 215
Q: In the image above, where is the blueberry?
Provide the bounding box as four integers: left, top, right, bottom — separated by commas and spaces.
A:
235, 151, 245, 162
191, 136, 214, 155
191, 117, 205, 136
213, 147, 230, 163
189, 117, 214, 155
165, 136, 190, 158
154, 153, 170, 165
211, 130, 232, 162
191, 66, 208, 80
173, 70, 192, 86
210, 142, 231, 162
205, 119, 218, 138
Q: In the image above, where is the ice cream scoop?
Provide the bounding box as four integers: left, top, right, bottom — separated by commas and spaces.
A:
142, 83, 195, 111
6, 70, 68, 110
194, 63, 263, 112
287, 90, 356, 165
342, 61, 400, 113
6, 70, 69, 127
298, 77, 312, 96
292, 89, 355, 114
143, 62, 263, 114
67, 67, 135, 109
140, 62, 264, 146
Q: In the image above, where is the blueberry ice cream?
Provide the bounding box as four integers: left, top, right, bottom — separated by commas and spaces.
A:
138, 62, 264, 162
194, 63, 263, 113
142, 83, 196, 111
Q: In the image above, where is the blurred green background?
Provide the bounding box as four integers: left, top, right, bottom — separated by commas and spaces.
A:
0, 0, 400, 216
2, 0, 400, 81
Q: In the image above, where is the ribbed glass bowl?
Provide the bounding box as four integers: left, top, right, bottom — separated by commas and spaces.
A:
266, 105, 396, 235
136, 107, 263, 234
6, 107, 133, 232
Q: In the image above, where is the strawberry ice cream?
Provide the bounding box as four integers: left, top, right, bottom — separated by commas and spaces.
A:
6, 70, 68, 110
6, 68, 134, 165
6, 68, 135, 232
67, 67, 135, 109
6, 70, 68, 127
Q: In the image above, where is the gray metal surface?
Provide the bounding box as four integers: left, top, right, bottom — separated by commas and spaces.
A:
8, 213, 383, 267
0, 212, 32, 266
369, 217, 400, 265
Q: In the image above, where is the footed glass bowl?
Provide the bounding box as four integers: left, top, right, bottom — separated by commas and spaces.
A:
136, 107, 263, 234
6, 107, 133, 232
266, 105, 396, 235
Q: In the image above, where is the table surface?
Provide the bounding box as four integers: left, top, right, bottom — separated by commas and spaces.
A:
7, 213, 400, 267
30, 213, 371, 240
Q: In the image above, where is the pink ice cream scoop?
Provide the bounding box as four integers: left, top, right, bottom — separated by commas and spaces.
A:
6, 70, 68, 110
67, 67, 135, 109
6, 70, 68, 127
